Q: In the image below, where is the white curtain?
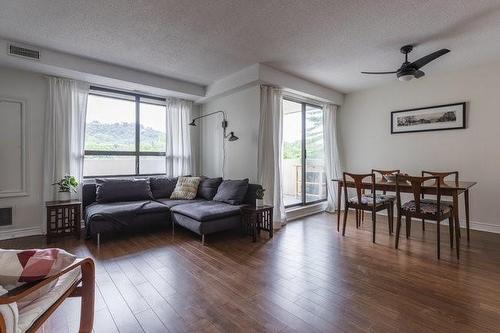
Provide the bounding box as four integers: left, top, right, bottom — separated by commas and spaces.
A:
323, 103, 342, 213
258, 85, 286, 228
43, 77, 89, 202
166, 98, 193, 177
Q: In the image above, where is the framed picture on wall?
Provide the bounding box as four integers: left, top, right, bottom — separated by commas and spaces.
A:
391, 102, 466, 134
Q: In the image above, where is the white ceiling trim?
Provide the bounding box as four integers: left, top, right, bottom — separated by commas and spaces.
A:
198, 63, 344, 105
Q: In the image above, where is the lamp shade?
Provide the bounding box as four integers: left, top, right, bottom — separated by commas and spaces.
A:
228, 132, 239, 141
398, 74, 414, 82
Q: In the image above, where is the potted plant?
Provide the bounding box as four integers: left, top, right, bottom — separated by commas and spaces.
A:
255, 187, 265, 207
52, 175, 78, 201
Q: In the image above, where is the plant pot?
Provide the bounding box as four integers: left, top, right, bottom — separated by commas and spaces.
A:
58, 191, 71, 202
256, 199, 264, 207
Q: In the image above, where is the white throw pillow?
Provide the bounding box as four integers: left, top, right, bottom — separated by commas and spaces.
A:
170, 176, 201, 200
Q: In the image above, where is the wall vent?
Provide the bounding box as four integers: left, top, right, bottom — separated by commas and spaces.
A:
8, 44, 40, 60
0, 207, 13, 226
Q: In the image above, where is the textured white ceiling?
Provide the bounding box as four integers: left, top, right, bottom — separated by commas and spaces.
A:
1, 0, 500, 93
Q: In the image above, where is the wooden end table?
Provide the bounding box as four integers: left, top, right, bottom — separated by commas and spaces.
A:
241, 205, 274, 242
46, 200, 82, 243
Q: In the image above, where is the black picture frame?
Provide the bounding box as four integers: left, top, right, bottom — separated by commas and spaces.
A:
391, 102, 466, 134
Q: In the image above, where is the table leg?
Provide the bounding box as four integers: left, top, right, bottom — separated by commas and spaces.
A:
337, 182, 342, 232
464, 189, 470, 243
452, 192, 460, 239
76, 206, 81, 239
252, 215, 257, 242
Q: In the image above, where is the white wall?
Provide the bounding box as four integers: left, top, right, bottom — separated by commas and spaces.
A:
0, 66, 46, 239
339, 60, 500, 232
200, 85, 260, 182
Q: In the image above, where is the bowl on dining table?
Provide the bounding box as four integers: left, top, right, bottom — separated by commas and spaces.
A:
383, 174, 397, 182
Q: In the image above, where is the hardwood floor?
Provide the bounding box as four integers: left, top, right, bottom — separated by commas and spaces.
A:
2, 212, 500, 333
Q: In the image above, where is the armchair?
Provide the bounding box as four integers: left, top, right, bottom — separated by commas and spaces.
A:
0, 258, 94, 333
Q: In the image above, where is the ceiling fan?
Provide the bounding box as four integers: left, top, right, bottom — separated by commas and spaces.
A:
361, 45, 450, 81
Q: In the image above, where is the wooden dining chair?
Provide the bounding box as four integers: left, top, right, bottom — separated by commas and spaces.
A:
394, 174, 459, 259
420, 171, 459, 234
342, 172, 394, 243
360, 169, 400, 224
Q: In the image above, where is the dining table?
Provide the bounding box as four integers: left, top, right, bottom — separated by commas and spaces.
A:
331, 178, 477, 242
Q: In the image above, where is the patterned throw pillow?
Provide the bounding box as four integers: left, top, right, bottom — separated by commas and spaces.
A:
0, 248, 76, 308
170, 176, 201, 200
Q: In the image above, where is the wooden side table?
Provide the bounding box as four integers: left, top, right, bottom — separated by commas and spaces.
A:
241, 205, 274, 242
46, 200, 82, 243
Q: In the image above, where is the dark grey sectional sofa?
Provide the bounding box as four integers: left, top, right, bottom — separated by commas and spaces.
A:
82, 178, 260, 245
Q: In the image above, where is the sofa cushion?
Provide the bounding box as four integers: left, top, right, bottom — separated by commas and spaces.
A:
149, 176, 178, 199
213, 179, 249, 205
170, 176, 201, 200
155, 198, 206, 209
171, 201, 244, 222
85, 200, 170, 220
96, 178, 152, 203
197, 177, 223, 200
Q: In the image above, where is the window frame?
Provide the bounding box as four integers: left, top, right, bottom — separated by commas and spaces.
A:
282, 96, 327, 208
84, 86, 167, 178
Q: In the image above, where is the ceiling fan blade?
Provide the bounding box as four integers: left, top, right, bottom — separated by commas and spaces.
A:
411, 49, 450, 69
414, 70, 425, 78
361, 71, 397, 74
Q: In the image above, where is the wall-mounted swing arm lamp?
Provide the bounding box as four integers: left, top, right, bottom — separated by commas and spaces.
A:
188, 110, 239, 141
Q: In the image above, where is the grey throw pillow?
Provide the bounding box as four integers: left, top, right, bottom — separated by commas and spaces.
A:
197, 177, 223, 200
95, 178, 153, 203
149, 177, 178, 199
213, 179, 249, 205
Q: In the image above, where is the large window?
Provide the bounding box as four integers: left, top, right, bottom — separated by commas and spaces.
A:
282, 98, 327, 207
83, 88, 167, 177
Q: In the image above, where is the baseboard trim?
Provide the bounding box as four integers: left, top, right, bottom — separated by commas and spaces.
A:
0, 226, 43, 240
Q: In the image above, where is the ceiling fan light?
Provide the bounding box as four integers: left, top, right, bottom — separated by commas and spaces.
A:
398, 74, 414, 82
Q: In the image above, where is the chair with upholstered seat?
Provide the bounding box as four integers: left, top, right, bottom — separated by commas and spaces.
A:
395, 174, 459, 259
420, 171, 459, 233
0, 257, 95, 333
342, 172, 394, 243
361, 169, 400, 228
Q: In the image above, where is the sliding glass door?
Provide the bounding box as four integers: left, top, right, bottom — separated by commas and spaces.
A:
305, 104, 327, 204
282, 98, 327, 207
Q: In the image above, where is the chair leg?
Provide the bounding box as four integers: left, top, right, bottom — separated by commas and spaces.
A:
78, 259, 95, 333
437, 221, 441, 259
361, 210, 365, 224
355, 209, 359, 229
405, 215, 411, 239
448, 216, 454, 249
391, 205, 394, 234
453, 211, 460, 260
387, 206, 392, 235
395, 212, 402, 249
422, 219, 425, 231
342, 207, 348, 236
372, 210, 376, 243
